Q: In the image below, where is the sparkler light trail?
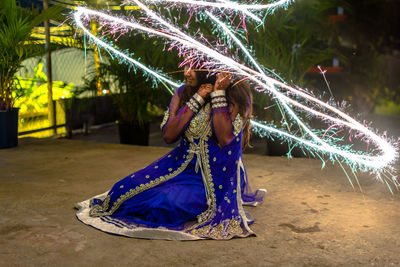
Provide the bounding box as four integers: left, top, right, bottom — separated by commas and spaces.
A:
72, 0, 399, 192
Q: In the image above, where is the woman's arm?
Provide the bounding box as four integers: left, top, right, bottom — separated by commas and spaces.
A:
162, 85, 213, 144
211, 73, 245, 147
211, 97, 242, 147
161, 89, 195, 144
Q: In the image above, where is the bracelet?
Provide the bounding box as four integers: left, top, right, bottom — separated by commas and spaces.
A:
212, 102, 228, 109
211, 90, 228, 109
186, 100, 199, 113
186, 95, 203, 113
211, 96, 227, 104
210, 90, 226, 98
193, 93, 205, 106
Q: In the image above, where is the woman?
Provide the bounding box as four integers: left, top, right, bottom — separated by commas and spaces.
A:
75, 66, 266, 240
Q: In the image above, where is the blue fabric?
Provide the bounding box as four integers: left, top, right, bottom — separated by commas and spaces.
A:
85, 101, 266, 239
111, 160, 207, 229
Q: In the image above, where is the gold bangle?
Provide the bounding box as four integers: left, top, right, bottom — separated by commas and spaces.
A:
212, 102, 228, 109
211, 90, 226, 98
193, 93, 205, 106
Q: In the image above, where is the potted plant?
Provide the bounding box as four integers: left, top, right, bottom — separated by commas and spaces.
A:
248, 0, 336, 157
99, 57, 168, 146
0, 0, 62, 148
75, 27, 178, 145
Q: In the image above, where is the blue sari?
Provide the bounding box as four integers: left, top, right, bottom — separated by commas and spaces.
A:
76, 94, 266, 240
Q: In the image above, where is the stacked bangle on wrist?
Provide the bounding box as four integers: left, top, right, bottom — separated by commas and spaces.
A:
186, 93, 205, 114
211, 90, 228, 109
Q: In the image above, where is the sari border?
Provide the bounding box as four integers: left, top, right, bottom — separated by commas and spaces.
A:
76, 194, 202, 241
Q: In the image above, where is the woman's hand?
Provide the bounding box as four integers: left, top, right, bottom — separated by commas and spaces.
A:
197, 83, 213, 98
214, 72, 232, 91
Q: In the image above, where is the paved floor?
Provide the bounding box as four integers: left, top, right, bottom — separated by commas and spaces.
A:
1, 137, 400, 266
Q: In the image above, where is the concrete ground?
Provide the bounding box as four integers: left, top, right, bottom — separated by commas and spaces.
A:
1, 136, 400, 267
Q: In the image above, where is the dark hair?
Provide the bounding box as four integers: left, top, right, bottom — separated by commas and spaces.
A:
177, 69, 216, 111
177, 75, 253, 149
226, 80, 253, 150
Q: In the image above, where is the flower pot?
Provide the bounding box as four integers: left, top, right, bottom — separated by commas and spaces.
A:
118, 120, 150, 146
0, 108, 19, 149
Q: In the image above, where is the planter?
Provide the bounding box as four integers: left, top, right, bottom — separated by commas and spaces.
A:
118, 120, 150, 146
0, 108, 19, 149
64, 96, 118, 138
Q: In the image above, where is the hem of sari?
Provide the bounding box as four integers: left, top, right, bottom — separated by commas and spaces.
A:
75, 192, 202, 241
242, 188, 267, 207
75, 192, 258, 241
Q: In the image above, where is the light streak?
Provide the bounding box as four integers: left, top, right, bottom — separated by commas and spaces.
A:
318, 65, 334, 98
72, 0, 398, 190
138, 0, 294, 11
74, 8, 180, 91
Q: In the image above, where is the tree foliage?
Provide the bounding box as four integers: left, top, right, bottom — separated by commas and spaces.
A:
0, 0, 63, 110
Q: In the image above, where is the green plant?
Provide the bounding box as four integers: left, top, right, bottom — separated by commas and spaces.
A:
97, 55, 170, 125
245, 0, 337, 125
248, 0, 337, 87
13, 62, 74, 114
331, 0, 395, 113
77, 30, 180, 124
0, 0, 63, 110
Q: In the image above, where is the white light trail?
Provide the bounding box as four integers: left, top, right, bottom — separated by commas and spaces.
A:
137, 0, 294, 11
72, 0, 398, 189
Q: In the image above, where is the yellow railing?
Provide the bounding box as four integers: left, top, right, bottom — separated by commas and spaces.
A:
18, 100, 67, 138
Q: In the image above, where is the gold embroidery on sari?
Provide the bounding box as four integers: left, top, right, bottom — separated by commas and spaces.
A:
226, 218, 243, 237
183, 103, 218, 229
89, 152, 195, 217
193, 139, 217, 225
91, 102, 250, 239
235, 157, 254, 235
189, 224, 211, 237
233, 113, 243, 136
188, 218, 244, 239
160, 108, 169, 130
89, 194, 111, 216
